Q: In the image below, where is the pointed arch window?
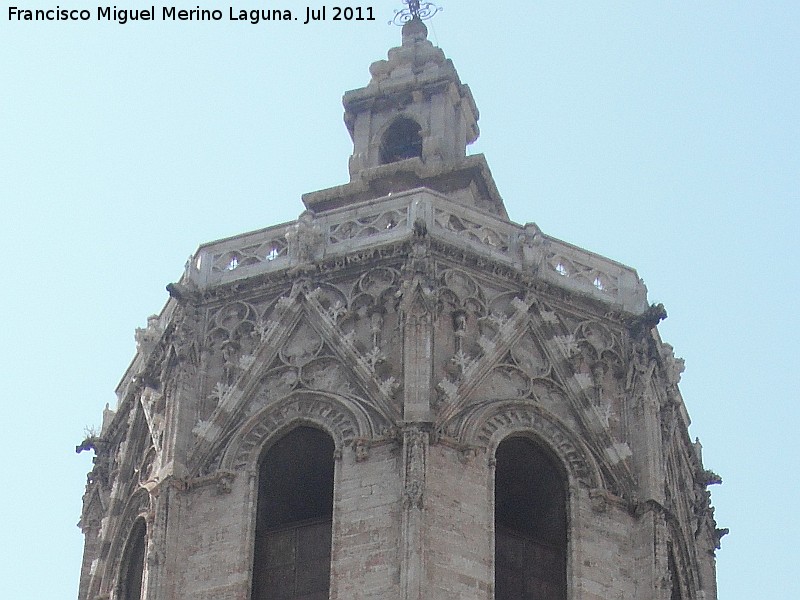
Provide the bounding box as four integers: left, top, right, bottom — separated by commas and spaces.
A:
251, 426, 335, 600
379, 117, 422, 164
495, 436, 567, 600
119, 518, 147, 600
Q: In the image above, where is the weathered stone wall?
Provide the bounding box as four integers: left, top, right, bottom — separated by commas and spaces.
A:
424, 444, 492, 600
330, 443, 401, 600
163, 478, 252, 600
571, 490, 638, 600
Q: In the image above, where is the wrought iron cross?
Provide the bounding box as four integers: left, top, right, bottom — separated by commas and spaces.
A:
391, 0, 442, 25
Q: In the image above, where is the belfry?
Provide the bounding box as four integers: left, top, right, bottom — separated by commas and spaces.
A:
78, 9, 723, 600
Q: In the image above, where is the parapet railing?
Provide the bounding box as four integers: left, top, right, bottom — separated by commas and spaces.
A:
186, 188, 647, 314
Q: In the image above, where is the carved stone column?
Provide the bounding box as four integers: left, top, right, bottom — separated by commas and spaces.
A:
400, 426, 428, 600
399, 226, 435, 422
77, 520, 101, 600
627, 337, 665, 504
143, 488, 169, 600
160, 290, 203, 479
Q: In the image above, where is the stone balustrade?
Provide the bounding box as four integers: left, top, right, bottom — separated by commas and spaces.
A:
186, 188, 647, 314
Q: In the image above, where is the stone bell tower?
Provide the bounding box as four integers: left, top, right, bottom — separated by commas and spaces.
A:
77, 15, 723, 600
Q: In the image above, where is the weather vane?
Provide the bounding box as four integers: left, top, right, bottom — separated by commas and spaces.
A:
390, 0, 442, 25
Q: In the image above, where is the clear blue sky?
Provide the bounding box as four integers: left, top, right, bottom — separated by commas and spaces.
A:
1, 2, 797, 598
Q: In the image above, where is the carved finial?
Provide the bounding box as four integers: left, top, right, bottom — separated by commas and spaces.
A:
390, 0, 442, 26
